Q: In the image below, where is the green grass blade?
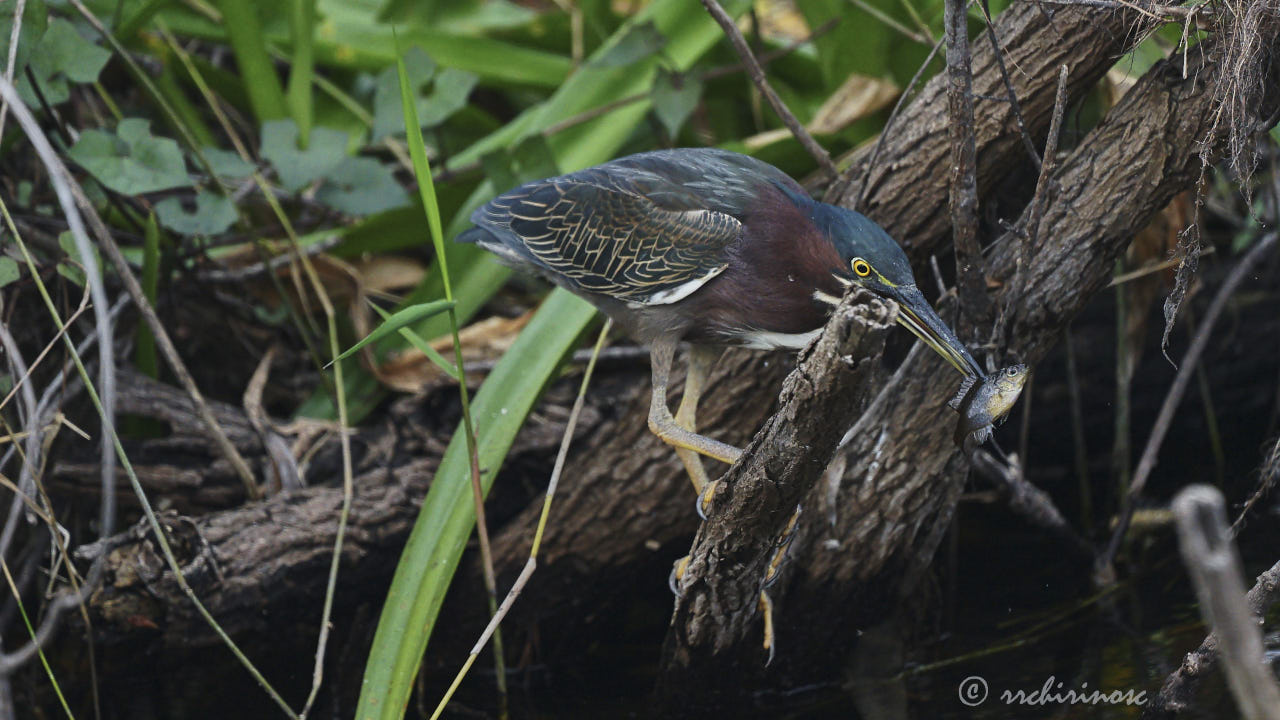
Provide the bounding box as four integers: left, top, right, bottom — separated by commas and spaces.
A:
157, 6, 572, 87
369, 303, 460, 380
215, 0, 287, 123
286, 0, 315, 143
355, 288, 595, 720
135, 212, 160, 378
331, 299, 455, 363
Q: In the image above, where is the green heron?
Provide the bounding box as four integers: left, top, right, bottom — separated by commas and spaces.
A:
461, 148, 982, 488
460, 147, 982, 657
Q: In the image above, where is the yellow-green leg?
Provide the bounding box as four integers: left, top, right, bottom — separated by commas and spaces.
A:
648, 338, 741, 470
759, 503, 802, 664
670, 345, 721, 504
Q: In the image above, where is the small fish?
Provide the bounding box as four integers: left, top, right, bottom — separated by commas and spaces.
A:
949, 364, 1029, 454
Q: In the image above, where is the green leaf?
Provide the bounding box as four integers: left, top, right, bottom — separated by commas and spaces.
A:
155, 192, 238, 235
0, 257, 20, 288
68, 119, 191, 195
202, 147, 256, 181
333, 299, 456, 364
18, 17, 111, 106
371, 49, 477, 140
419, 67, 478, 126
259, 120, 348, 192
372, 46, 436, 140
590, 20, 666, 67
652, 69, 702, 137
315, 156, 410, 216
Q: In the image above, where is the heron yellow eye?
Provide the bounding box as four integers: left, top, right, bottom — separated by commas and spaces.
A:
852, 258, 871, 277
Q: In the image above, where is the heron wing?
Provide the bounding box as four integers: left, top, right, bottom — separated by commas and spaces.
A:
470, 164, 746, 305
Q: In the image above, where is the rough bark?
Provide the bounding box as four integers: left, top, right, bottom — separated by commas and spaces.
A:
659, 292, 894, 682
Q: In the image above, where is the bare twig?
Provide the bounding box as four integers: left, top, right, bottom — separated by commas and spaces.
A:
998, 65, 1069, 347
1170, 486, 1280, 720
842, 35, 945, 207
0, 0, 25, 139
1231, 434, 1280, 534
1102, 233, 1278, 570
699, 0, 839, 179
846, 0, 932, 45
944, 0, 991, 336
975, 0, 1043, 170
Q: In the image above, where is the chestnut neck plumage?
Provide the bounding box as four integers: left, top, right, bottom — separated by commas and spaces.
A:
679, 182, 847, 349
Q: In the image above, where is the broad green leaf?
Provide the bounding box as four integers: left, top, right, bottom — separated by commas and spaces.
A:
371, 50, 476, 140
155, 192, 238, 235
652, 69, 702, 138
68, 119, 191, 195
315, 156, 410, 215
590, 20, 666, 67
372, 46, 436, 140
201, 147, 256, 180
332, 299, 455, 363
18, 17, 111, 106
259, 119, 348, 191
419, 68, 478, 127
0, 257, 20, 288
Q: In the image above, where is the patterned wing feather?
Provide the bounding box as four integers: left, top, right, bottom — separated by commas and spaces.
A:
472, 170, 743, 304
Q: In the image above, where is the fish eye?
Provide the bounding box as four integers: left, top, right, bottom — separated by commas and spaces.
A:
851, 258, 871, 277
1006, 367, 1020, 377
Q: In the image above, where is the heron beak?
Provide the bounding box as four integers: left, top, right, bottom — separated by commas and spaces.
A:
888, 285, 984, 377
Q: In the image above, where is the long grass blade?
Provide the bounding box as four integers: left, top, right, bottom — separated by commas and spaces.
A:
215, 0, 287, 122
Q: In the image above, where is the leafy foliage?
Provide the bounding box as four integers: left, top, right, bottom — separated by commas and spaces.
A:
68, 119, 191, 195
155, 192, 238, 235
259, 119, 348, 192
16, 17, 109, 106
315, 156, 409, 215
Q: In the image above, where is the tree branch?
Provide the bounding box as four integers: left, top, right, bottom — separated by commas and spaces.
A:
658, 291, 894, 702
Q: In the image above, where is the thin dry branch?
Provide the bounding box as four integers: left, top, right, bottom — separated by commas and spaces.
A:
699, 0, 839, 179
944, 0, 992, 336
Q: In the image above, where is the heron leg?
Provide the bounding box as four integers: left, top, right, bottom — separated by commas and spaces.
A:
673, 345, 721, 498
648, 339, 742, 469
759, 503, 802, 663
